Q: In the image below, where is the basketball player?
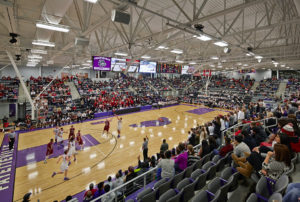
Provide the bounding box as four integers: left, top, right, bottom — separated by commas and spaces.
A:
76, 130, 84, 150
116, 116, 122, 138
44, 139, 54, 164
102, 118, 112, 137
51, 149, 70, 181
57, 128, 65, 148
53, 126, 59, 144
67, 136, 76, 165
69, 125, 75, 140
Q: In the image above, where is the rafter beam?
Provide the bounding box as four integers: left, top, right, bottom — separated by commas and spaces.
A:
172, 0, 192, 22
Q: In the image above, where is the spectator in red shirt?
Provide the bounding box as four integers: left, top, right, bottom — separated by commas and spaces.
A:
84, 183, 97, 197
219, 137, 233, 157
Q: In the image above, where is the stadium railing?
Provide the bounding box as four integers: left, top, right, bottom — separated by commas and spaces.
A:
90, 141, 204, 202
221, 117, 278, 144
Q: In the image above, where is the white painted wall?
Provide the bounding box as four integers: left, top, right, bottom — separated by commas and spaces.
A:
0, 103, 10, 119
228, 69, 272, 81
0, 66, 98, 80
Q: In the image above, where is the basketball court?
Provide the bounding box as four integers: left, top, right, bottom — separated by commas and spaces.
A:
6, 104, 229, 201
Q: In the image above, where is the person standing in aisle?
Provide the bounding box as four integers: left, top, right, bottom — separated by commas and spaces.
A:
8, 129, 16, 150
142, 135, 149, 162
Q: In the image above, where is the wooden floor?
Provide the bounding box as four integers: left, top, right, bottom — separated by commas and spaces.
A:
13, 104, 229, 202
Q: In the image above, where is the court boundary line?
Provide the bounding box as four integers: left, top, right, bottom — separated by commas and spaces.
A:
14, 133, 118, 202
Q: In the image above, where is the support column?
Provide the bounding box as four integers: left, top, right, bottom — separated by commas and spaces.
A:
6, 51, 36, 120
277, 70, 279, 79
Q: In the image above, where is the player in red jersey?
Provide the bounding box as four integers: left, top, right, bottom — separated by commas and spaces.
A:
102, 118, 113, 137
69, 125, 75, 140
76, 130, 84, 150
44, 139, 54, 164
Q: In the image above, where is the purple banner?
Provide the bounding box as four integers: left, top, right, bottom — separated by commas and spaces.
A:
93, 56, 111, 71
0, 133, 19, 202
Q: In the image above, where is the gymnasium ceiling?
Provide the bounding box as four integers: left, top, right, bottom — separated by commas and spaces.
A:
0, 0, 300, 71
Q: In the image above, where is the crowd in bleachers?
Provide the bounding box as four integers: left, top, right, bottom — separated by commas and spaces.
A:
0, 77, 19, 102
67, 90, 300, 202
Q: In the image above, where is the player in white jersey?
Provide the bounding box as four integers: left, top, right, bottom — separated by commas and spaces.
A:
67, 136, 77, 165
53, 126, 59, 144
57, 128, 65, 148
51, 149, 70, 181
117, 116, 122, 138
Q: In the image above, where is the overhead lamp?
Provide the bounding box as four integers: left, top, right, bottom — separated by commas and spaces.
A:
286, 66, 290, 69
189, 61, 196, 65
141, 55, 151, 59
237, 62, 242, 66
32, 40, 55, 47
171, 49, 183, 54
213, 41, 228, 47
156, 45, 169, 50
211, 56, 219, 60
36, 21, 70, 33
246, 53, 252, 56
209, 64, 215, 67
114, 52, 128, 56
28, 54, 42, 59
221, 59, 226, 62
86, 60, 92, 63
217, 65, 222, 68
194, 34, 211, 41
26, 63, 37, 67
82, 63, 91, 66
31, 49, 47, 54
223, 47, 231, 53
84, 0, 98, 3
64, 66, 70, 69
176, 60, 184, 63
280, 64, 285, 67
273, 62, 279, 65
255, 55, 263, 59
257, 58, 262, 63
243, 64, 248, 66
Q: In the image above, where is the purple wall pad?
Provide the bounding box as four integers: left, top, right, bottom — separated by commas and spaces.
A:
16, 134, 100, 168
129, 117, 171, 128
90, 121, 105, 125
0, 133, 19, 202
186, 107, 216, 115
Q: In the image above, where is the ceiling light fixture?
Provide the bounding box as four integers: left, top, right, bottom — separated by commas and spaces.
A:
28, 55, 42, 59
254, 55, 263, 59
176, 60, 184, 63
31, 49, 47, 54
189, 61, 196, 65
170, 49, 183, 54
114, 52, 128, 56
209, 64, 215, 67
156, 45, 169, 50
36, 21, 70, 32
211, 56, 219, 60
243, 64, 248, 66
32, 40, 55, 47
141, 55, 151, 59
194, 34, 212, 41
214, 41, 228, 47
84, 0, 98, 3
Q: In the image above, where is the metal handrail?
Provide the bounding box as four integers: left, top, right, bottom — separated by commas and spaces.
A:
221, 117, 278, 142
90, 141, 203, 202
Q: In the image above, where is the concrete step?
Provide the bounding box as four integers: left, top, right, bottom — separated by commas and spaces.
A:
66, 82, 81, 100
276, 82, 287, 98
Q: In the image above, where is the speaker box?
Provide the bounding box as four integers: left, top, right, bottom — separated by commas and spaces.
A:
111, 9, 131, 25
75, 37, 90, 46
